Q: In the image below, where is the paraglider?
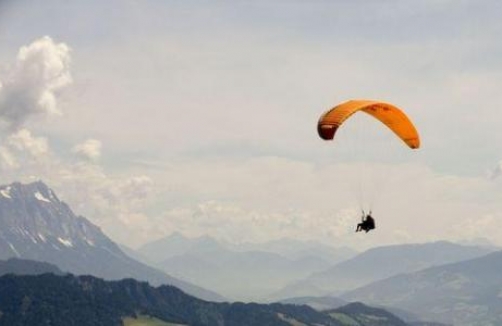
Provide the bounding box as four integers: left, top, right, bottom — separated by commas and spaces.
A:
317, 100, 420, 233
317, 100, 420, 149
356, 211, 375, 233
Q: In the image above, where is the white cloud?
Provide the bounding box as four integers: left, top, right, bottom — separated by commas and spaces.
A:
48, 164, 155, 246
119, 158, 492, 249
72, 139, 102, 161
0, 128, 52, 175
0, 146, 18, 169
8, 128, 49, 158
0, 36, 71, 130
97, 175, 154, 210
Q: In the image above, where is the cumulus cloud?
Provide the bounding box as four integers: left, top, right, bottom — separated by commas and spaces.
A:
158, 201, 297, 243
0, 128, 51, 174
8, 128, 49, 158
0, 146, 18, 169
147, 198, 355, 246
0, 36, 71, 130
72, 139, 102, 161
0, 37, 69, 172
96, 175, 154, 210
49, 163, 155, 245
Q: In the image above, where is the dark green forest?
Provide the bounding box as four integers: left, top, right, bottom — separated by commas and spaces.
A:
0, 273, 413, 326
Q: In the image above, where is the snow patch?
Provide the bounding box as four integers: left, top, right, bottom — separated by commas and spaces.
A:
38, 233, 46, 242
34, 191, 51, 202
8, 242, 20, 257
57, 237, 73, 247
84, 238, 95, 246
0, 186, 12, 199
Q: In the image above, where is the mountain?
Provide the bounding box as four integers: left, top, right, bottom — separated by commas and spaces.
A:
0, 272, 416, 326
455, 237, 500, 250
279, 296, 347, 311
0, 181, 224, 301
343, 250, 502, 325
0, 258, 63, 276
139, 233, 355, 265
159, 247, 331, 301
267, 278, 327, 301
0, 273, 338, 326
273, 241, 495, 299
234, 238, 357, 264
119, 243, 155, 266
277, 295, 449, 326
137, 232, 223, 263
138, 232, 355, 301
327, 302, 408, 326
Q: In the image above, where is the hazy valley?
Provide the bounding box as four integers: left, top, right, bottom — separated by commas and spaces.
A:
1, 181, 500, 325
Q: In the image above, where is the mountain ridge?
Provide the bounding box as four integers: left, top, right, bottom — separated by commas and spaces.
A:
343, 249, 502, 325
0, 258, 64, 276
272, 240, 495, 299
0, 272, 415, 326
0, 181, 224, 302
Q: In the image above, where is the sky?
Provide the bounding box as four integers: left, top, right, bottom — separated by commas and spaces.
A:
1, 0, 502, 249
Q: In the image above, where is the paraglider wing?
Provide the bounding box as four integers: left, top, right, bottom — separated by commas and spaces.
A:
317, 100, 420, 149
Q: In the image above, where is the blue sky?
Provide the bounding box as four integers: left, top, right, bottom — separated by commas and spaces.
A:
1, 0, 502, 248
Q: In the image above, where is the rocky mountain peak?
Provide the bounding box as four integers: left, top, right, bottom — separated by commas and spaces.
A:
1, 180, 58, 202
0, 181, 106, 256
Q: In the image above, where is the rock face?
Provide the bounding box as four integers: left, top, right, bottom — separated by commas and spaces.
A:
0, 181, 224, 302
0, 181, 120, 265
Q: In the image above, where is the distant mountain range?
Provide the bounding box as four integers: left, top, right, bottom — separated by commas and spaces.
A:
271, 241, 495, 299
138, 231, 356, 265
0, 272, 417, 326
134, 223, 496, 304
343, 250, 502, 326
137, 232, 356, 301
160, 246, 333, 301
232, 238, 357, 264
0, 181, 223, 301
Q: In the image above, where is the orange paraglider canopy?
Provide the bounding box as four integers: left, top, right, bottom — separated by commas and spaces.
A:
317, 100, 420, 149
